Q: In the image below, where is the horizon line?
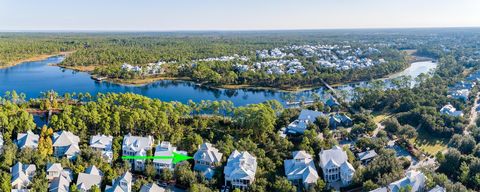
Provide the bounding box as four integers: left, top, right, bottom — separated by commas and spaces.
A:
1, 26, 480, 33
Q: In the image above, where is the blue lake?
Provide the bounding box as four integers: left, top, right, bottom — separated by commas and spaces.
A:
0, 56, 436, 106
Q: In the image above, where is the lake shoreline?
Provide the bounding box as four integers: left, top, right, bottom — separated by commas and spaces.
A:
0, 52, 72, 69
22, 51, 433, 92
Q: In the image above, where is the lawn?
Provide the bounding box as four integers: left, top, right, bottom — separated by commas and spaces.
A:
373, 114, 391, 123
411, 128, 449, 156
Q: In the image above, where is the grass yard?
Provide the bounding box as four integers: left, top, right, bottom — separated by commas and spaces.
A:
411, 128, 449, 156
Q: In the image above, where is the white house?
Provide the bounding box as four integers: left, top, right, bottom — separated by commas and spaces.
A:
153, 141, 187, 174
52, 131, 80, 159
370, 170, 426, 192
224, 150, 257, 190
49, 175, 71, 192
122, 134, 154, 171
90, 134, 114, 163
284, 151, 319, 189
318, 146, 355, 187
0, 133, 4, 153
11, 162, 36, 191
140, 183, 165, 192
357, 150, 377, 165
440, 104, 464, 117
76, 165, 103, 191
46, 163, 73, 182
106, 171, 132, 192
193, 142, 223, 179
16, 131, 39, 149
287, 109, 324, 134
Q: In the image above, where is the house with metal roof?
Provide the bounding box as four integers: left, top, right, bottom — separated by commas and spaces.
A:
318, 146, 355, 187
153, 141, 187, 174
52, 131, 80, 159
287, 109, 325, 134
224, 150, 257, 190
122, 134, 154, 171
11, 162, 36, 191
284, 150, 319, 189
90, 134, 114, 163
370, 170, 426, 192
16, 131, 39, 149
140, 183, 165, 192
356, 150, 377, 165
76, 165, 103, 191
106, 171, 132, 192
193, 142, 223, 180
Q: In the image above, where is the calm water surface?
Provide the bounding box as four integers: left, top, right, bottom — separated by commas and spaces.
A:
0, 56, 437, 106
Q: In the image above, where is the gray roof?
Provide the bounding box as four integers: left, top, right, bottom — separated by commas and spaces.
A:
17, 131, 39, 149
139, 183, 165, 192
194, 142, 223, 164
106, 171, 132, 192
11, 162, 36, 187
53, 131, 80, 147
49, 175, 70, 192
357, 150, 377, 161
224, 150, 257, 181
284, 151, 319, 185
388, 170, 426, 192
77, 165, 103, 191
319, 146, 348, 168
287, 109, 325, 134
90, 134, 113, 150
122, 134, 154, 153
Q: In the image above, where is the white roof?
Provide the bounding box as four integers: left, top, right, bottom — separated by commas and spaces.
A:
122, 134, 154, 152
11, 162, 36, 188
106, 172, 132, 192
76, 166, 103, 191
284, 151, 319, 185
428, 185, 446, 192
388, 170, 426, 192
90, 134, 113, 150
357, 150, 378, 161
319, 146, 348, 168
53, 131, 80, 147
287, 110, 324, 134
194, 142, 223, 164
224, 150, 257, 181
139, 183, 165, 192
153, 141, 177, 165
46, 163, 63, 173
17, 131, 39, 149
49, 175, 71, 192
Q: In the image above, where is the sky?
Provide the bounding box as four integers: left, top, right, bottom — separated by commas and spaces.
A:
0, 0, 479, 31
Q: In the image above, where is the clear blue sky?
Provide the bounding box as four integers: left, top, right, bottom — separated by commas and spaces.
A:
0, 0, 479, 31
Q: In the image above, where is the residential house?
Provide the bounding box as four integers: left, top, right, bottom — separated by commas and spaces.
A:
106, 171, 132, 192
440, 104, 464, 117
318, 146, 355, 187
287, 109, 324, 134
224, 150, 257, 190
49, 176, 70, 192
140, 183, 165, 192
122, 134, 154, 171
52, 131, 80, 159
356, 150, 377, 165
329, 113, 353, 129
90, 134, 114, 163
370, 170, 425, 192
16, 131, 39, 149
76, 165, 103, 191
284, 151, 319, 189
11, 162, 36, 191
153, 141, 187, 174
46, 163, 73, 182
193, 142, 223, 179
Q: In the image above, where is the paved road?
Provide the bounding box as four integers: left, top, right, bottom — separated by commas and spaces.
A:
466, 92, 480, 135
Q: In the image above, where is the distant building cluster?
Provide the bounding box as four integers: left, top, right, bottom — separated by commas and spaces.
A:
121, 61, 166, 75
